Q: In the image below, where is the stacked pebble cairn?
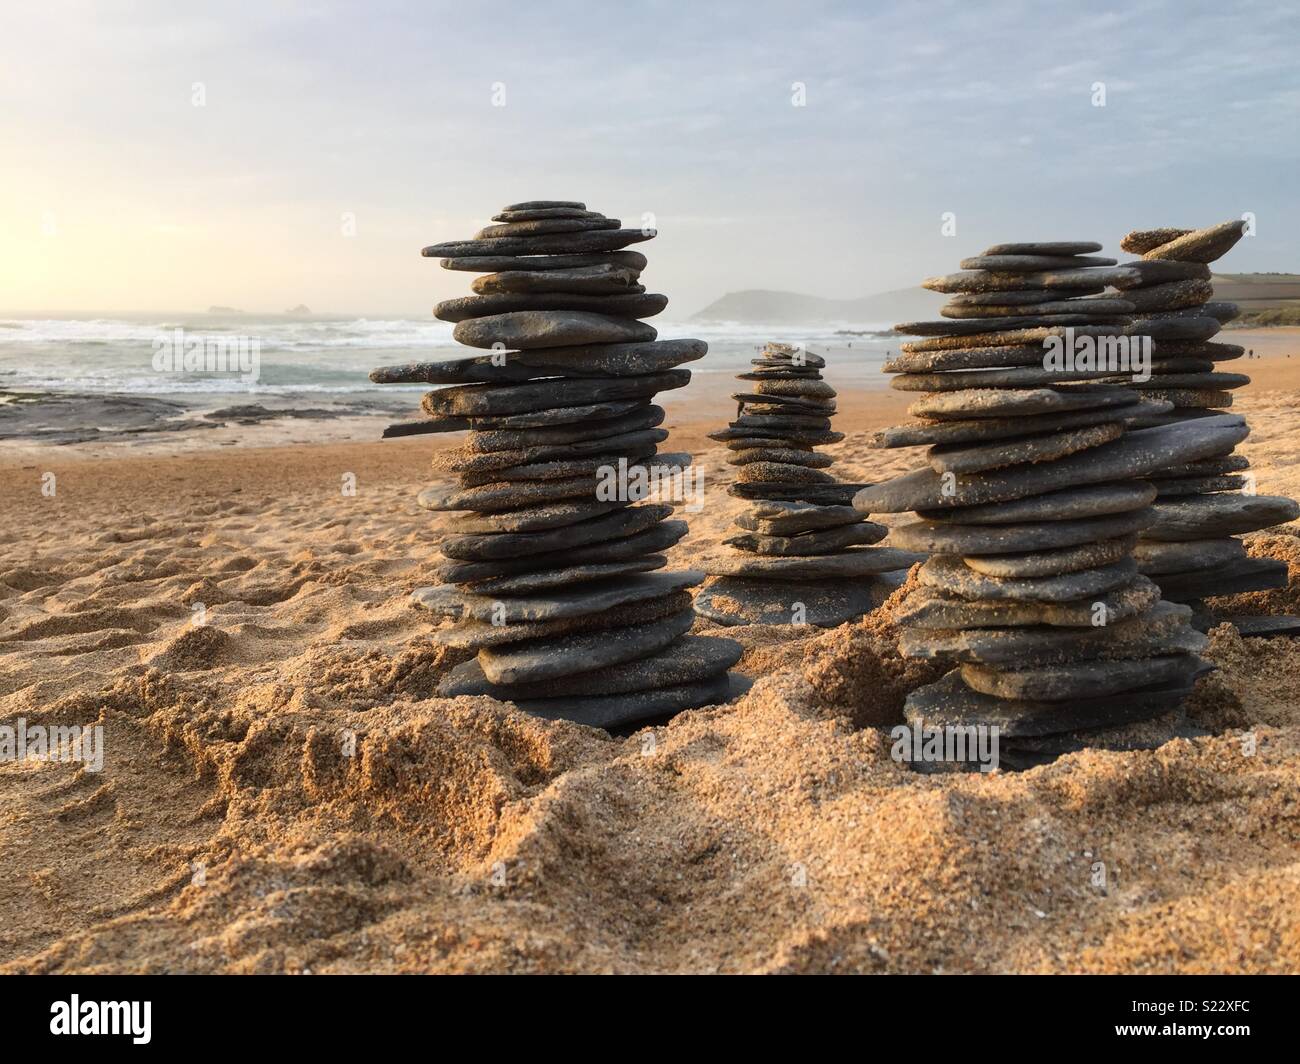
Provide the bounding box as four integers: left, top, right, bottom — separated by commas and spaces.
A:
854, 240, 1252, 769
1113, 220, 1300, 636
695, 342, 922, 627
370, 199, 742, 730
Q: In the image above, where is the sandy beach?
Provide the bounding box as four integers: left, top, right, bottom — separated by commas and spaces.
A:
1, 330, 1297, 974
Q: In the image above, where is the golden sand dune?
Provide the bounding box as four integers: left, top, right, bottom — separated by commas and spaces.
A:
2, 372, 1300, 974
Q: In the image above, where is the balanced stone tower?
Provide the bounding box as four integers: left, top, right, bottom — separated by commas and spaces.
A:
1112, 220, 1300, 636
695, 342, 922, 626
371, 199, 742, 729
855, 241, 1251, 768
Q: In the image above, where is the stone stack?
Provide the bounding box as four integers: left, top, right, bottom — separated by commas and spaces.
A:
1112, 220, 1300, 636
694, 343, 923, 627
855, 241, 1252, 768
370, 199, 742, 730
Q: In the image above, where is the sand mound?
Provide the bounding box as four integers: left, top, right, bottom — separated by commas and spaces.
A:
3, 423, 1300, 973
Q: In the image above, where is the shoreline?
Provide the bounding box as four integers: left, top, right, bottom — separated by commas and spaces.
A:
4, 327, 1299, 463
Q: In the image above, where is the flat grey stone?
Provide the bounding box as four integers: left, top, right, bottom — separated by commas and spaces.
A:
926, 422, 1122, 473
1128, 371, 1249, 390
439, 520, 687, 583
1140, 220, 1247, 263
424, 228, 654, 258
980, 241, 1103, 256
959, 254, 1117, 271
458, 556, 666, 595
902, 601, 1203, 666
752, 378, 836, 399
734, 501, 863, 535
466, 400, 646, 429
1133, 537, 1245, 575
1110, 258, 1213, 288
729, 482, 865, 505
869, 400, 1171, 447
432, 590, 692, 649
724, 520, 887, 556
501, 199, 586, 210
461, 405, 662, 451
440, 504, 672, 560
453, 311, 658, 350
890, 507, 1154, 554
736, 461, 836, 485
961, 651, 1206, 701
434, 429, 667, 475
918, 555, 1140, 602
435, 291, 666, 323
1155, 557, 1289, 600
904, 668, 1200, 738
900, 324, 1126, 354
505, 671, 739, 729
710, 427, 844, 446
491, 207, 603, 221
1157, 454, 1250, 477
730, 448, 832, 468
941, 297, 1135, 319
1128, 316, 1221, 341
885, 344, 1046, 373
898, 577, 1160, 628
453, 571, 704, 623
476, 608, 696, 684
702, 547, 924, 579
694, 575, 890, 628
1151, 474, 1246, 496
423, 371, 689, 417
456, 447, 658, 488
1136, 388, 1232, 409
919, 482, 1156, 525
921, 266, 1143, 293
1123, 279, 1214, 312
475, 216, 619, 238
1121, 228, 1192, 254
854, 415, 1249, 513
439, 635, 741, 698
419, 454, 690, 512
439, 251, 648, 273
1144, 493, 1300, 539
410, 584, 462, 617
906, 385, 1136, 421
471, 264, 640, 294
892, 367, 1130, 391
895, 314, 1127, 337
948, 287, 1102, 305
1211, 615, 1300, 638
963, 535, 1137, 578
373, 341, 704, 385
447, 500, 631, 533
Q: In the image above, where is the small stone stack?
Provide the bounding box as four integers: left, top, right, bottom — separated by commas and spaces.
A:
694, 342, 923, 627
1113, 220, 1300, 635
370, 199, 742, 730
855, 241, 1251, 768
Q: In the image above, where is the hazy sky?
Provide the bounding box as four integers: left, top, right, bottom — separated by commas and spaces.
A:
3, 0, 1298, 316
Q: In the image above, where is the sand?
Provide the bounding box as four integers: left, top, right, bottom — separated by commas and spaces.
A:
2, 331, 1300, 974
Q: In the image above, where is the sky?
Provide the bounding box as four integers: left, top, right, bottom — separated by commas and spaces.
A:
2, 0, 1298, 317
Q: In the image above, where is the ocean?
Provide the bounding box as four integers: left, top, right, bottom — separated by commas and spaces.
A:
0, 313, 900, 408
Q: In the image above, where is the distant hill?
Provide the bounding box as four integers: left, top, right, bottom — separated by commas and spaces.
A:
690, 276, 1300, 328
690, 287, 944, 326
1212, 273, 1300, 326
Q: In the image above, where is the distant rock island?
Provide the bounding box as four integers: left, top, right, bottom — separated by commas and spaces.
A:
285, 304, 312, 315
690, 287, 945, 326
207, 305, 246, 315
